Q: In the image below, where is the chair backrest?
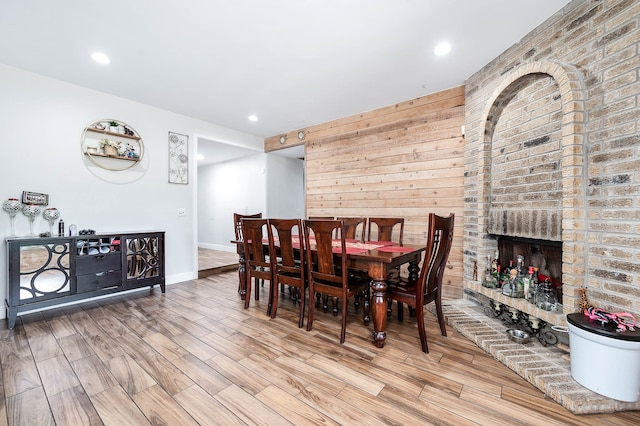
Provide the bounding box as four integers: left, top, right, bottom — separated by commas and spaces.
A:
234, 212, 262, 241
367, 217, 405, 244
308, 216, 334, 220
336, 217, 366, 242
241, 218, 270, 270
304, 219, 346, 287
418, 213, 455, 304
268, 218, 305, 279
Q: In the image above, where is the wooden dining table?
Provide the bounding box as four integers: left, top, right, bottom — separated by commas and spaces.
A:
232, 238, 425, 348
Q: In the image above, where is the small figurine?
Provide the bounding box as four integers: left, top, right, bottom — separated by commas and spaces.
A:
578, 287, 593, 313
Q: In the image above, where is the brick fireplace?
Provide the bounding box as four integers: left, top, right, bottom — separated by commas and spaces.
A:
461, 0, 640, 327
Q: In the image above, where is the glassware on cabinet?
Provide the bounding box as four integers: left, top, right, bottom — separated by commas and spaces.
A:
2, 198, 21, 237
22, 204, 41, 236
42, 207, 60, 237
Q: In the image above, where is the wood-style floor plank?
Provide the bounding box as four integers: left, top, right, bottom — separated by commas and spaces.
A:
213, 384, 294, 426
255, 384, 340, 425
106, 354, 156, 396
174, 385, 244, 425
5, 386, 54, 426
90, 386, 150, 426
132, 385, 198, 425
2, 356, 41, 398
1, 268, 639, 425
36, 355, 81, 397
71, 355, 119, 396
48, 385, 103, 426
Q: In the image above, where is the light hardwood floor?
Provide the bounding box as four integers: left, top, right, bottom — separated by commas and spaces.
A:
198, 248, 238, 270
1, 272, 639, 425
198, 248, 238, 278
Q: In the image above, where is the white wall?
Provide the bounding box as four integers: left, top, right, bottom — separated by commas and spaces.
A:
197, 154, 268, 251
266, 155, 304, 219
0, 64, 263, 319
197, 154, 304, 252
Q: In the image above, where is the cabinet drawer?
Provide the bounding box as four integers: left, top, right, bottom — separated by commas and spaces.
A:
77, 270, 122, 293
76, 253, 121, 275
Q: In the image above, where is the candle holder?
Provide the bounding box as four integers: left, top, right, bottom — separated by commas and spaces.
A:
22, 204, 41, 236
2, 198, 21, 237
42, 207, 60, 237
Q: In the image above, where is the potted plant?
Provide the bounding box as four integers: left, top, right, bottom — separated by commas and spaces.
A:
100, 138, 121, 157
109, 121, 120, 133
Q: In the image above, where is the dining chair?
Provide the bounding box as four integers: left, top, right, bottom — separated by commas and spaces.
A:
337, 217, 367, 242
241, 218, 274, 313
385, 213, 454, 353
234, 212, 262, 241
304, 219, 369, 344
234, 212, 263, 292
268, 218, 306, 327
367, 217, 404, 244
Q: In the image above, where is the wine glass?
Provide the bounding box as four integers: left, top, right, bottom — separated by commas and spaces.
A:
43, 207, 60, 237
22, 204, 41, 236
2, 198, 21, 237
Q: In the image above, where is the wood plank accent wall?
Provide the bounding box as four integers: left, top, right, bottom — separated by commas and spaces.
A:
265, 86, 466, 298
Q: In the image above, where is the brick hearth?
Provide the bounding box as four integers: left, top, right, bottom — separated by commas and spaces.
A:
432, 299, 640, 414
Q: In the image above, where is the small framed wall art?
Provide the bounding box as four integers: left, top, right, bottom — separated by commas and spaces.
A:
168, 131, 189, 184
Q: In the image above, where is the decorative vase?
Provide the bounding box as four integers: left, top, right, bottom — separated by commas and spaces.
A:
2, 198, 21, 237
22, 204, 41, 236
43, 207, 60, 236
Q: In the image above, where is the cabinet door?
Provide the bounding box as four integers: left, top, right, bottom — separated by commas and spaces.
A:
124, 234, 163, 281
8, 240, 72, 305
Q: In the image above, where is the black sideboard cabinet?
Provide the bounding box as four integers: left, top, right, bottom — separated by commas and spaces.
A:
5, 231, 165, 328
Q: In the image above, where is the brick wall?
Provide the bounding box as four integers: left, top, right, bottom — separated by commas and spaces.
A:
464, 0, 640, 322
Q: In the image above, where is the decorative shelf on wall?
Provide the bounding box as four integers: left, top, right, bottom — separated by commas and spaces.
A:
81, 119, 144, 171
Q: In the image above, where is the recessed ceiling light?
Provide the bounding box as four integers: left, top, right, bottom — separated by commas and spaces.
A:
196, 154, 204, 160
434, 42, 452, 56
248, 114, 258, 122
91, 52, 110, 64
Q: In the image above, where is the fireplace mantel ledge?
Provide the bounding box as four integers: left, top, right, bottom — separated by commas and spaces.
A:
465, 280, 567, 327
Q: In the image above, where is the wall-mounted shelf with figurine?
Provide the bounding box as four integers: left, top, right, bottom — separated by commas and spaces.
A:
81, 119, 144, 171
86, 128, 141, 141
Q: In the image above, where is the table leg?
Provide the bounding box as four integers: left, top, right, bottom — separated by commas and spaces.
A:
370, 277, 387, 348
407, 257, 420, 285
237, 251, 247, 300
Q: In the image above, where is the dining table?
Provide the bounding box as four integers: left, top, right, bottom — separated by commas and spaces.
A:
232, 237, 425, 348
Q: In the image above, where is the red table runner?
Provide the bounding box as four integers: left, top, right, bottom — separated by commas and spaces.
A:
376, 245, 416, 253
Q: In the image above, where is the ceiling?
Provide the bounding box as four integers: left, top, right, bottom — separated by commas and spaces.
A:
0, 0, 570, 163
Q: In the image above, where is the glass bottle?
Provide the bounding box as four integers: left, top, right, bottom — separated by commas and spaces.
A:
535, 279, 557, 311
516, 255, 525, 277
522, 264, 534, 300
528, 267, 540, 303
482, 255, 497, 288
